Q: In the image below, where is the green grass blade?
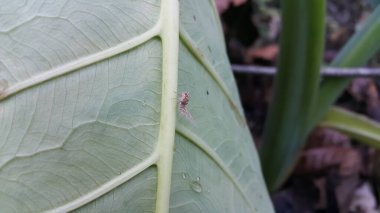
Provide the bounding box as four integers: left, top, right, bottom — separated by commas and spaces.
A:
311, 6, 380, 129
260, 0, 325, 191
320, 107, 380, 149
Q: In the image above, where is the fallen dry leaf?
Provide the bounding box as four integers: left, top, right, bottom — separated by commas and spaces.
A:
335, 174, 361, 213
348, 182, 378, 213
306, 127, 351, 149
244, 44, 278, 63
215, 0, 247, 14
296, 147, 362, 177
348, 78, 373, 102
347, 78, 380, 121
314, 178, 327, 209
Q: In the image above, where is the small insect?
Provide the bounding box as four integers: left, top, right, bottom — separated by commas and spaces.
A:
178, 91, 193, 122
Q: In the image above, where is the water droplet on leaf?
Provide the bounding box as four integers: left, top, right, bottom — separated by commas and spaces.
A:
182, 172, 188, 179
190, 181, 202, 193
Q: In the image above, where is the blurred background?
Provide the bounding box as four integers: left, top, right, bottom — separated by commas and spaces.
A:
215, 0, 380, 212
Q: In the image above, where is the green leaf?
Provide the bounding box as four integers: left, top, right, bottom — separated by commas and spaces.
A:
0, 0, 273, 212
311, 5, 380, 130
320, 107, 380, 149
260, 0, 326, 191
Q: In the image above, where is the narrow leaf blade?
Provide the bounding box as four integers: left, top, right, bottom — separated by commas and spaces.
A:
320, 107, 380, 149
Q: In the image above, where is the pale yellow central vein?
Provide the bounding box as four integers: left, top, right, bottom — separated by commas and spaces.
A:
0, 24, 160, 101
154, 0, 179, 212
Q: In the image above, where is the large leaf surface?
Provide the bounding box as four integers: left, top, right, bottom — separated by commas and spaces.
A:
0, 0, 273, 212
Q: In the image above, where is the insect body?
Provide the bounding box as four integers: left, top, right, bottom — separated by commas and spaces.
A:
178, 91, 193, 122
179, 92, 190, 107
